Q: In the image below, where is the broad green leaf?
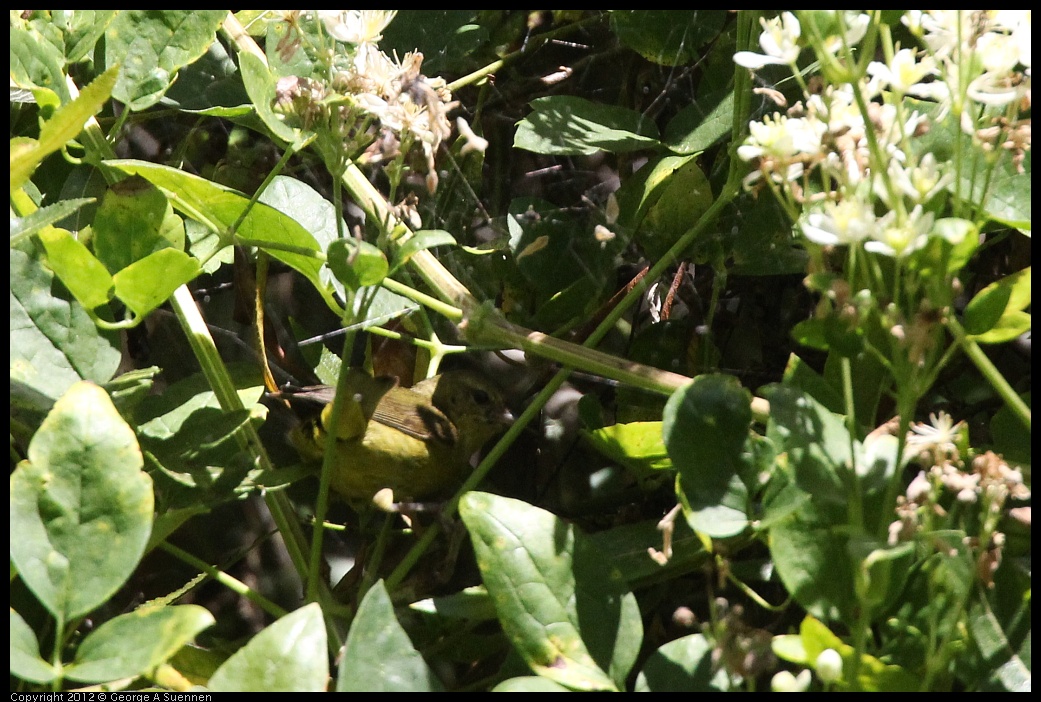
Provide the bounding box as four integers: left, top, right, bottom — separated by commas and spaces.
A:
10, 246, 121, 402
92, 176, 184, 274
327, 238, 389, 291
208, 603, 328, 692
760, 385, 865, 621
664, 90, 734, 155
10, 381, 153, 621
762, 385, 852, 515
135, 368, 267, 510
337, 580, 445, 692
967, 310, 1031, 344
10, 67, 119, 192
663, 375, 753, 538
514, 96, 660, 156
9, 21, 68, 100
589, 518, 709, 590
610, 11, 727, 66
37, 227, 114, 311
460, 492, 642, 691
781, 353, 845, 415
105, 10, 227, 110
10, 197, 96, 247
112, 248, 202, 319
60, 10, 118, 64
10, 609, 58, 684
978, 170, 1031, 231
963, 267, 1031, 340
65, 605, 215, 683
614, 154, 696, 230
635, 633, 731, 691
638, 157, 712, 260
583, 422, 672, 481
103, 160, 342, 315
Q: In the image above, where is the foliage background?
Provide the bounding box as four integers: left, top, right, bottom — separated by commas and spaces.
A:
10, 10, 1030, 692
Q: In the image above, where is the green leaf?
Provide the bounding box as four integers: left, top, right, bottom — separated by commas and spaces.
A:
9, 20, 69, 100
208, 603, 328, 692
664, 90, 735, 155
796, 616, 918, 691
583, 421, 672, 479
104, 160, 342, 315
514, 96, 660, 156
61, 10, 119, 64
10, 66, 119, 192
239, 51, 311, 146
10, 197, 95, 246
963, 267, 1031, 340
92, 176, 184, 274
37, 227, 114, 311
10, 609, 58, 684
588, 518, 708, 590
979, 170, 1031, 231
459, 492, 642, 691
610, 11, 727, 66
65, 605, 215, 683
392, 229, 457, 271
105, 10, 227, 110
135, 368, 266, 509
635, 633, 731, 691
10, 381, 153, 621
112, 248, 202, 319
636, 158, 713, 260
327, 238, 389, 290
760, 385, 866, 622
663, 375, 753, 538
10, 246, 121, 402
337, 580, 445, 692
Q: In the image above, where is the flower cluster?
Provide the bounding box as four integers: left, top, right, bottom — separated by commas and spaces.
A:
887, 412, 1029, 585
271, 11, 466, 193
734, 11, 1030, 258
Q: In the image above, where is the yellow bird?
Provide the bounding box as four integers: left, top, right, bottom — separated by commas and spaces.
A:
282, 369, 513, 503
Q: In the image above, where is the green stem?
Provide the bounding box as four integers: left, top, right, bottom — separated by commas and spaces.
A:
169, 286, 343, 646
947, 316, 1030, 430
381, 276, 464, 322
159, 541, 288, 619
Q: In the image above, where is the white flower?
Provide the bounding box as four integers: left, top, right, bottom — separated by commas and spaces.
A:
865, 205, 935, 257
885, 153, 953, 205
820, 12, 871, 53
907, 411, 964, 454
734, 12, 801, 69
801, 198, 878, 246
815, 649, 843, 684
771, 669, 812, 692
867, 48, 939, 96
739, 114, 823, 161
318, 10, 396, 46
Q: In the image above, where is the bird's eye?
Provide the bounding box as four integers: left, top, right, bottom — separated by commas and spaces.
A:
472, 389, 490, 405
